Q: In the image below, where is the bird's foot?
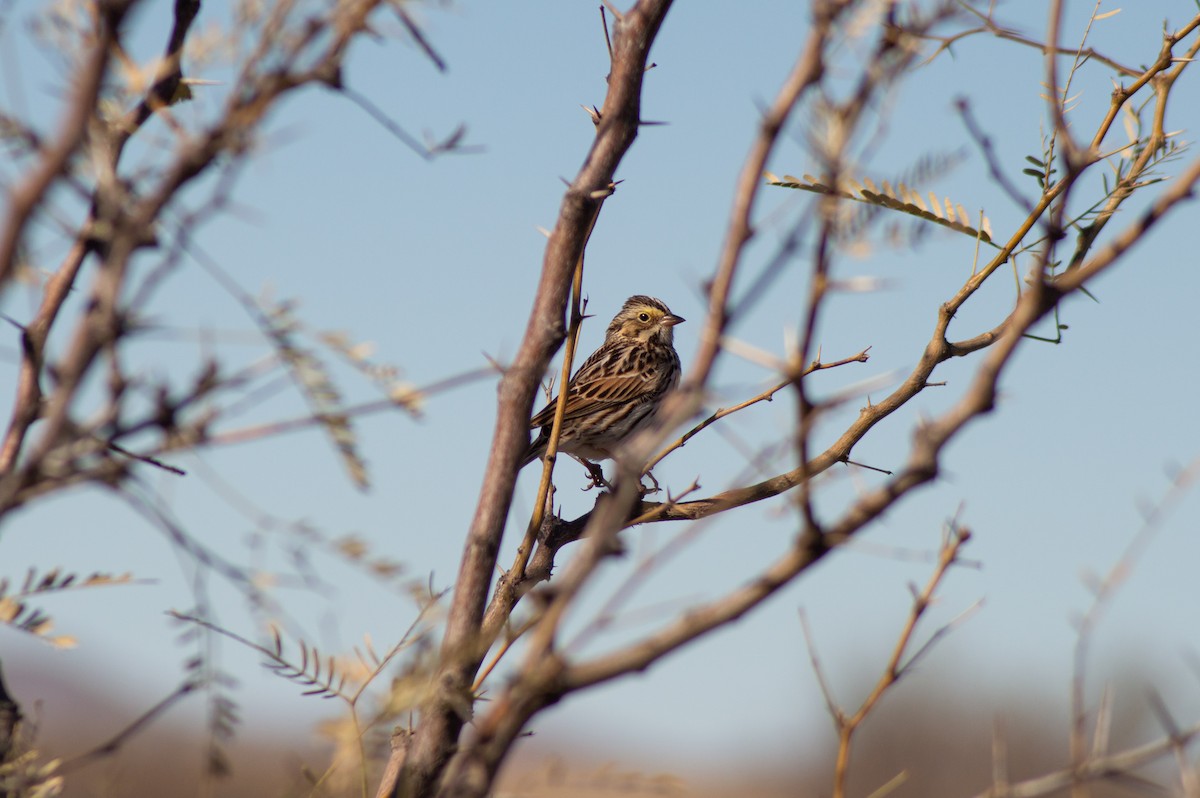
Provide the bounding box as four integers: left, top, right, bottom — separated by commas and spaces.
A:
639, 469, 662, 496
578, 458, 613, 492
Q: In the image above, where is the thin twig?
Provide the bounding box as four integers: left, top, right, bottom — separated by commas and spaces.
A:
971, 721, 1200, 798
106, 441, 186, 476
60, 681, 198, 771
828, 524, 973, 798
206, 366, 494, 447
1069, 457, 1200, 797
918, 9, 1139, 77
644, 347, 871, 474
473, 616, 538, 693
394, 6, 448, 72
0, 10, 123, 288
798, 608, 843, 726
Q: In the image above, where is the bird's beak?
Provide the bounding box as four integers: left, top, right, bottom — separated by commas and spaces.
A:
663, 313, 685, 327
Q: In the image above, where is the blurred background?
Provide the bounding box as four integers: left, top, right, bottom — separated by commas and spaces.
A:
2, 0, 1199, 795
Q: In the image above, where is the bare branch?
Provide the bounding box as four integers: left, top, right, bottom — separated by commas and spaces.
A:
972, 721, 1200, 798
59, 681, 198, 772
394, 6, 448, 73
398, 3, 676, 795
0, 6, 125, 288
644, 347, 871, 474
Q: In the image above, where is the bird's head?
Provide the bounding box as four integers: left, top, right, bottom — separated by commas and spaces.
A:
606, 295, 685, 345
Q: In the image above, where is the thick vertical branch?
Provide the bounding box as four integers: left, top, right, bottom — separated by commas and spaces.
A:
393, 3, 674, 797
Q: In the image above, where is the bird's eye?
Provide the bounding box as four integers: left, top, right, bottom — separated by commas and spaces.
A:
638, 312, 650, 322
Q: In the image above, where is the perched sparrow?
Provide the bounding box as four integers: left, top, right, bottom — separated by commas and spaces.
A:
522, 295, 684, 469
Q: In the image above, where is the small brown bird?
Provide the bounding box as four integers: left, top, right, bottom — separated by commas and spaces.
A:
522, 295, 684, 469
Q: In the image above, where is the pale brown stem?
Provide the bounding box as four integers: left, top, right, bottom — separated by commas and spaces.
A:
830, 526, 972, 798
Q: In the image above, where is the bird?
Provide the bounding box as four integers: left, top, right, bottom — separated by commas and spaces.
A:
521, 295, 684, 474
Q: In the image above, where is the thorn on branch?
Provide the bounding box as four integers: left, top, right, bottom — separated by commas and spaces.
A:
598, 5, 615, 65
842, 457, 893, 475
0, 313, 28, 336
600, 1, 625, 26
394, 6, 449, 73
588, 181, 620, 200
426, 124, 481, 156
107, 441, 186, 476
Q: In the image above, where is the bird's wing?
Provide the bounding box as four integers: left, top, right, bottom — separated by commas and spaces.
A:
529, 344, 662, 428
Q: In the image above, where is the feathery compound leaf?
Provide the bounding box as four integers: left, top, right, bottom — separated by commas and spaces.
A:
320, 330, 425, 416
0, 569, 137, 646
260, 299, 370, 489
261, 632, 357, 701
0, 597, 75, 647
765, 167, 995, 246
3, 568, 135, 598
171, 612, 358, 702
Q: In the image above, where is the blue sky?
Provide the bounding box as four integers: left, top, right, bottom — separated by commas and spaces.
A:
3, 0, 1200, 786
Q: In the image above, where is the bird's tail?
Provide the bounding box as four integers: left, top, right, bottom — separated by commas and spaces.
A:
519, 430, 546, 469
